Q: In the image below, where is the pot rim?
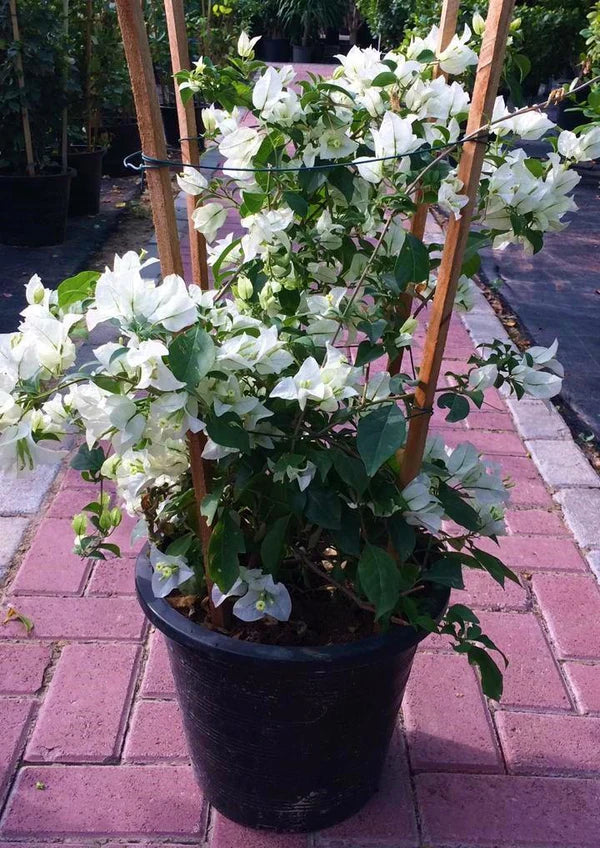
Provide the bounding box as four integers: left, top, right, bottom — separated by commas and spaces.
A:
136, 546, 450, 664
0, 167, 76, 181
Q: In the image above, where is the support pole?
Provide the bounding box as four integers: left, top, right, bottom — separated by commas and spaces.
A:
115, 0, 183, 276
400, 0, 515, 486
115, 0, 222, 625
164, 0, 209, 289
389, 0, 460, 377
9, 0, 35, 177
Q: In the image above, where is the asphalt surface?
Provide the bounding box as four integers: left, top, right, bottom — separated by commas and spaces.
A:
480, 164, 600, 438
0, 176, 141, 334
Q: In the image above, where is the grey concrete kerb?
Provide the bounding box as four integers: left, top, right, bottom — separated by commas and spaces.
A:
460, 287, 600, 571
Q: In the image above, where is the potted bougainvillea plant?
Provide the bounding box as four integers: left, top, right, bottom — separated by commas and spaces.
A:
2, 26, 599, 833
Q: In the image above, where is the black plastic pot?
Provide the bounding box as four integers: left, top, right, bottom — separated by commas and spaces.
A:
67, 147, 105, 216
136, 549, 449, 833
262, 37, 291, 62
160, 105, 206, 150
556, 92, 589, 132
292, 44, 312, 63
0, 169, 74, 247
102, 121, 141, 176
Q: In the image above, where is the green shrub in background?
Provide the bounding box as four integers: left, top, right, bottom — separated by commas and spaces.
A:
355, 0, 413, 48
0, 0, 67, 172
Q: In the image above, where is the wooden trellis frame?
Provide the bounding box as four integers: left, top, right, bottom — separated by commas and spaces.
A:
114, 0, 515, 604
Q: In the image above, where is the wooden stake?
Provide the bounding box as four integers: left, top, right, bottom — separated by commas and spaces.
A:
164, 0, 209, 289
9, 0, 35, 177
115, 0, 183, 276
389, 0, 460, 377
115, 0, 222, 624
400, 0, 515, 486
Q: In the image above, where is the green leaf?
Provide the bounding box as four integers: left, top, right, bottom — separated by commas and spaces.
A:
393, 233, 430, 291
438, 392, 470, 422
91, 374, 122, 394
168, 326, 215, 389
305, 485, 342, 530
387, 515, 416, 561
357, 404, 406, 476
332, 450, 369, 496
471, 547, 521, 587
437, 482, 481, 532
260, 515, 290, 574
332, 505, 361, 556
467, 646, 503, 701
355, 341, 384, 367
240, 191, 266, 216
327, 167, 355, 202
201, 481, 225, 526
166, 534, 194, 557
206, 412, 250, 454
283, 191, 308, 218
298, 163, 329, 194
371, 71, 398, 87
427, 557, 465, 589
358, 544, 401, 621
57, 271, 99, 309
208, 510, 245, 592
70, 443, 105, 473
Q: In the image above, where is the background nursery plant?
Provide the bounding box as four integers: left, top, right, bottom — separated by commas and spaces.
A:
2, 27, 599, 706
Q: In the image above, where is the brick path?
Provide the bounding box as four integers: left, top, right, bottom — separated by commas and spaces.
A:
2, 72, 600, 845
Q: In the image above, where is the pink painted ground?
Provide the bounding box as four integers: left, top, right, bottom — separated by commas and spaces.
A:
1, 66, 600, 846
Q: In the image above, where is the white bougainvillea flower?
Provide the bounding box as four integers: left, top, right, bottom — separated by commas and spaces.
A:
438, 175, 469, 219
318, 128, 358, 160
271, 457, 317, 492
333, 45, 387, 94
270, 357, 326, 409
401, 473, 444, 534
237, 31, 260, 58
192, 202, 228, 242
0, 414, 62, 473
491, 97, 554, 141
176, 166, 208, 195
150, 544, 194, 598
437, 25, 478, 76
212, 566, 292, 622
557, 127, 600, 163
356, 111, 422, 183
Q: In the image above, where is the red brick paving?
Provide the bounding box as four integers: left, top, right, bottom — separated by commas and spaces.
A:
0, 112, 599, 844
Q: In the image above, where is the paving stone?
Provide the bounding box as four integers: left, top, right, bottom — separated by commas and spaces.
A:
505, 508, 568, 536
588, 550, 600, 581
554, 488, 600, 548
533, 574, 600, 659
59, 467, 98, 489
141, 631, 175, 698
1, 765, 203, 837
47, 485, 98, 518
416, 772, 600, 847
465, 411, 516, 431
0, 643, 51, 694
563, 663, 600, 714
495, 454, 546, 480
25, 642, 140, 763
211, 816, 308, 848
0, 465, 60, 515
507, 477, 554, 508
86, 556, 136, 595
314, 731, 418, 846
478, 535, 586, 572
0, 597, 146, 641
0, 517, 29, 584
439, 429, 527, 456
0, 699, 34, 806
403, 653, 501, 772
477, 612, 571, 710
11, 518, 92, 596
506, 398, 571, 440
526, 439, 600, 488
459, 570, 528, 611
496, 711, 600, 776
123, 700, 187, 762
107, 514, 144, 558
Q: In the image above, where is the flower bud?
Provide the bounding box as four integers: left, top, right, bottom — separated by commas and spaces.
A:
71, 513, 87, 536
237, 275, 253, 300
109, 507, 122, 528
510, 17, 521, 31
472, 12, 485, 35
99, 510, 112, 532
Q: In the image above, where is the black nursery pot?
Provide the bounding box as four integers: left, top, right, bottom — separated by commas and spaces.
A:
102, 122, 141, 176
160, 105, 206, 150
262, 37, 291, 62
67, 147, 105, 216
0, 168, 74, 246
136, 550, 449, 833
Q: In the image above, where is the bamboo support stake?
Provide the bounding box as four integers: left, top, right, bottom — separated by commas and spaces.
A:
164, 0, 209, 289
115, 0, 183, 276
389, 0, 460, 377
9, 0, 35, 177
115, 0, 223, 625
400, 0, 515, 487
